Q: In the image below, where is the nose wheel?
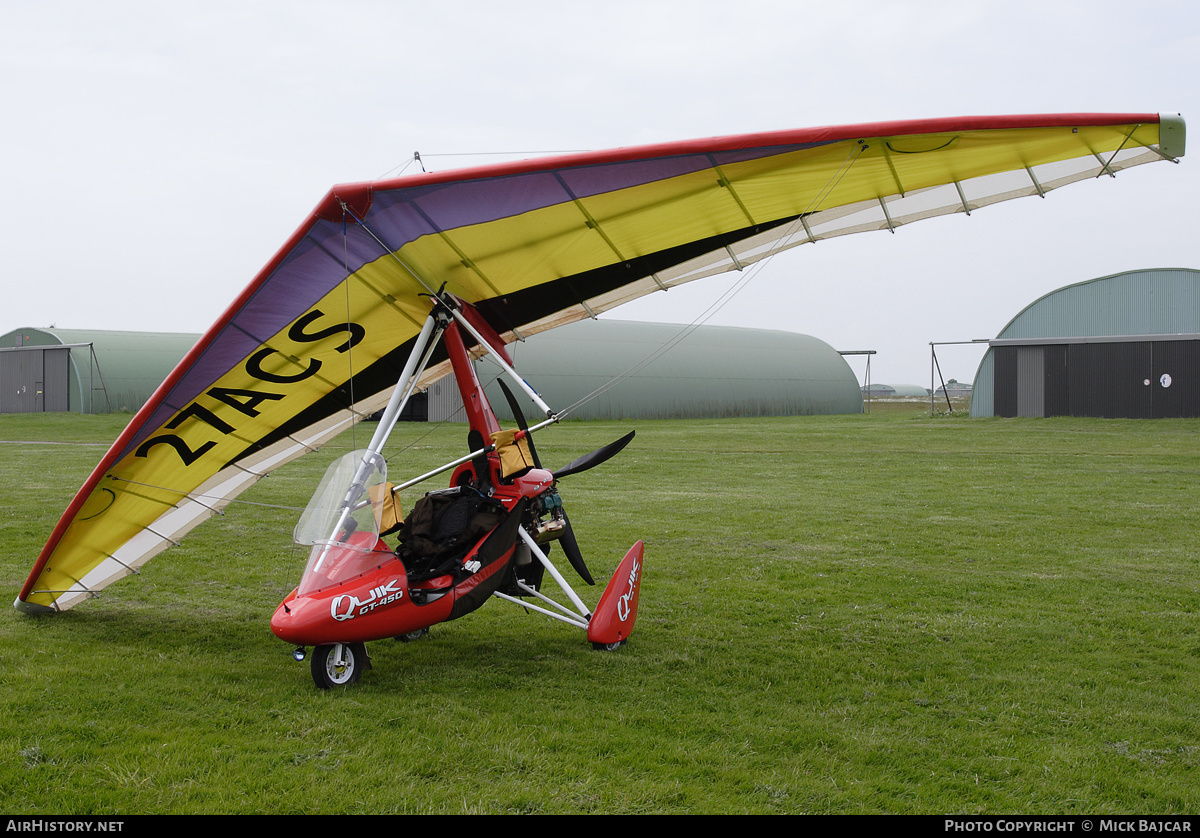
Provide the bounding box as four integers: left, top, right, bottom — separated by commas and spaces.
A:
311, 642, 368, 689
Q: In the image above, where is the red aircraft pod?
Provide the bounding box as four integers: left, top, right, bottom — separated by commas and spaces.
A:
587, 540, 644, 648
271, 539, 451, 646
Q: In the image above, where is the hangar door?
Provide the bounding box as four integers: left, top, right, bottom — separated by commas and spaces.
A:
993, 338, 1200, 419
0, 346, 71, 413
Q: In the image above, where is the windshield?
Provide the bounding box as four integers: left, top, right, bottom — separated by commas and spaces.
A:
295, 449, 387, 546
294, 450, 391, 594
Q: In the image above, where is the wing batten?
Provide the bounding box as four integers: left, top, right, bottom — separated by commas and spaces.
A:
881, 144, 908, 198
710, 157, 759, 228
17, 112, 1184, 612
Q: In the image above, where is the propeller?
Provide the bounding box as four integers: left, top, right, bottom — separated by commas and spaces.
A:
496, 380, 635, 587
552, 431, 635, 479
555, 510, 592, 585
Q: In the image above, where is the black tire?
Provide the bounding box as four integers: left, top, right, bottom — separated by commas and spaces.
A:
591, 640, 625, 652
395, 628, 429, 643
310, 642, 367, 689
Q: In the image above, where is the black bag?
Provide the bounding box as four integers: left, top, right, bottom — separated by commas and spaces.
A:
399, 488, 504, 572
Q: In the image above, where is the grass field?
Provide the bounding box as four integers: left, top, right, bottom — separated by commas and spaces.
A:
1, 404, 1198, 814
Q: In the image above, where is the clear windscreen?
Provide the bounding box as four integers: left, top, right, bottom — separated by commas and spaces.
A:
294, 449, 388, 547
294, 450, 393, 595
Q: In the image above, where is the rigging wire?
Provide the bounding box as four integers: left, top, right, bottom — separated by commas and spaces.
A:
419, 149, 591, 159
554, 141, 869, 419
377, 149, 591, 180
103, 372, 486, 514
103, 475, 310, 513
342, 205, 358, 452
101, 141, 868, 508
555, 263, 763, 418
375, 153, 422, 180
378, 366, 505, 465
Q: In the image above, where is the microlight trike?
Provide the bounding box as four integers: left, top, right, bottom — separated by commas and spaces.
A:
269, 292, 643, 688
16, 115, 1183, 689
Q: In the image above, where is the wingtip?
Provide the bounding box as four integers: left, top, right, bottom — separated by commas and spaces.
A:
1159, 113, 1186, 160
13, 597, 57, 615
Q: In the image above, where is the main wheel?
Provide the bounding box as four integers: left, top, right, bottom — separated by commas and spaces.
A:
591, 639, 626, 652
310, 642, 367, 689
395, 628, 429, 643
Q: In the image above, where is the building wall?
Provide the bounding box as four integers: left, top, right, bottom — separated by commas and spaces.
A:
1, 328, 199, 414
0, 346, 70, 413
990, 338, 1200, 419
971, 269, 1200, 418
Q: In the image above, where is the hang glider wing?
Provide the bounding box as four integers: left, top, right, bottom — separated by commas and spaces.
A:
17, 112, 1186, 613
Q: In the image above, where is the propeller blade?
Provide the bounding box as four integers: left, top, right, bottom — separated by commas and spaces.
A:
558, 510, 594, 586
553, 431, 635, 479
496, 379, 542, 469
495, 378, 624, 585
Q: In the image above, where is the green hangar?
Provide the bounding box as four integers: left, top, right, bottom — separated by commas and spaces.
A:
0, 327, 200, 415
426, 319, 864, 421
2, 320, 863, 420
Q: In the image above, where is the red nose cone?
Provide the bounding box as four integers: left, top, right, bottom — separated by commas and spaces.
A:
270, 594, 310, 645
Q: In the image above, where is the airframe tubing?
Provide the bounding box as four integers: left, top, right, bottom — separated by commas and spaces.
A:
510, 578, 590, 622
493, 589, 589, 629
345, 299, 591, 618
366, 312, 441, 455
517, 527, 591, 617
391, 416, 560, 493
314, 312, 442, 569
447, 304, 556, 419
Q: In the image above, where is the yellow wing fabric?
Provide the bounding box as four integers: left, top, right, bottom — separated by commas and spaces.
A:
17, 113, 1184, 612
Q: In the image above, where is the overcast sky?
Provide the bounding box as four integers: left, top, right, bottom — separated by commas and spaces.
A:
3, 0, 1197, 387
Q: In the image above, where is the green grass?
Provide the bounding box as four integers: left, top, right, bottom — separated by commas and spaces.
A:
2, 407, 1198, 813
